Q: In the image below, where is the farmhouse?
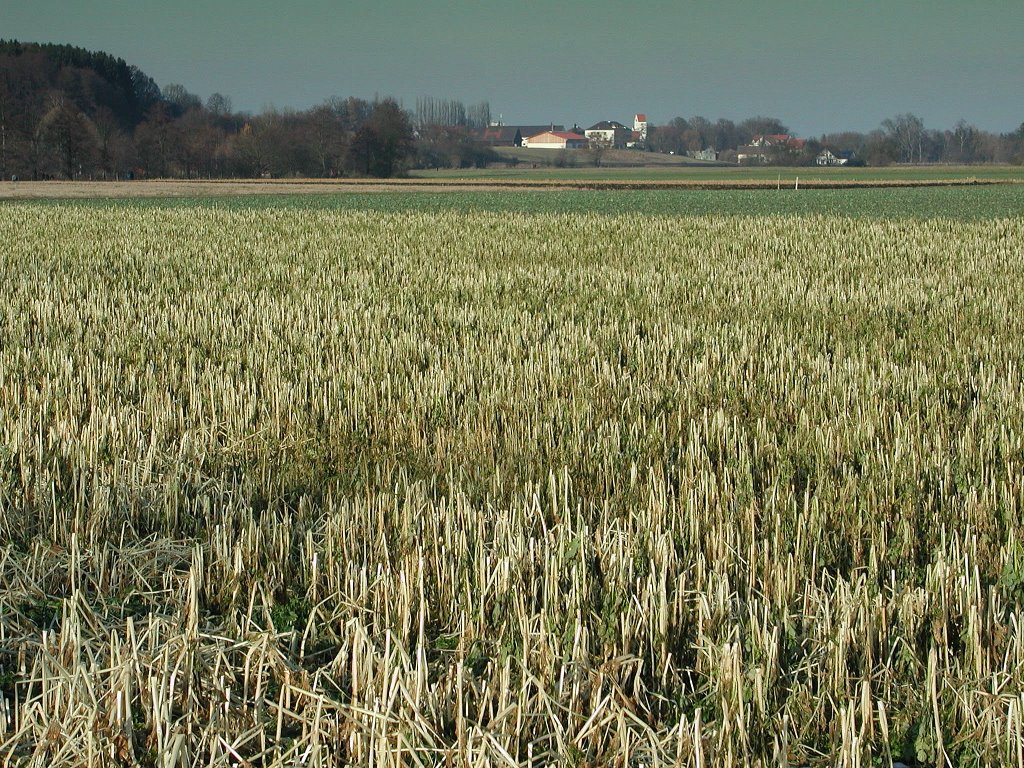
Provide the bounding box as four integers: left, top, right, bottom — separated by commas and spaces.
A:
737, 134, 807, 164
585, 120, 632, 149
816, 148, 854, 166
523, 131, 588, 149
736, 145, 765, 163
476, 124, 565, 147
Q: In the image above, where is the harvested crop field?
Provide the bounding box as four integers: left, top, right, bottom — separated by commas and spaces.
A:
1, 174, 1021, 201
1, 202, 1023, 766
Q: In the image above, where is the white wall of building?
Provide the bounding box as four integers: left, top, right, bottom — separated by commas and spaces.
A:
633, 115, 648, 142
585, 129, 616, 145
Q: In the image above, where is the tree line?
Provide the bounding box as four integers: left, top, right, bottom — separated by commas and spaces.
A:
647, 113, 1024, 166
1, 41, 444, 180
2, 40, 1022, 180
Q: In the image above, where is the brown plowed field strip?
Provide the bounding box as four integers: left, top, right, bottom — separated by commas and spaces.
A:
1, 176, 1021, 199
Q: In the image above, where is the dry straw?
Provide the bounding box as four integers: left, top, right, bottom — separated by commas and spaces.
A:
0, 204, 1022, 766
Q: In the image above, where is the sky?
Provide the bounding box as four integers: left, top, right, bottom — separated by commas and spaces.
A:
4, 0, 1023, 137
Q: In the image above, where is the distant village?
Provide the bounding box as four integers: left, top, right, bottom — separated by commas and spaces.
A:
476, 116, 648, 152
473, 115, 854, 166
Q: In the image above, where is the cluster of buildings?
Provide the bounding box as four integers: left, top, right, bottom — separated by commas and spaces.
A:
737, 134, 854, 166
476, 115, 649, 151
736, 134, 807, 163
477, 117, 855, 166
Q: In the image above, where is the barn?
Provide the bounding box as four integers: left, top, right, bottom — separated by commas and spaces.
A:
523, 131, 588, 149
476, 125, 566, 147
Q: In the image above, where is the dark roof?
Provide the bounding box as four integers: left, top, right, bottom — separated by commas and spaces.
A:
478, 126, 521, 143
587, 120, 629, 131
475, 125, 566, 144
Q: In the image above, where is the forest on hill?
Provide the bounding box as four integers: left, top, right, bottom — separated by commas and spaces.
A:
2, 40, 1022, 180
0, 41, 436, 180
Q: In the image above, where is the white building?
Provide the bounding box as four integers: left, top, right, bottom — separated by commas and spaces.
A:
687, 148, 719, 161
816, 149, 851, 166
633, 113, 648, 143
584, 120, 631, 149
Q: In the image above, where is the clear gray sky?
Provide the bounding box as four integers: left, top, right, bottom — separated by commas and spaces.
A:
4, 0, 1022, 136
